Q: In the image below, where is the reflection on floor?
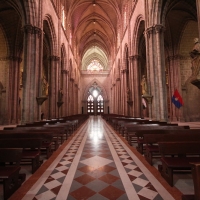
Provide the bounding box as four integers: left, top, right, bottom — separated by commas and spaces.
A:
1, 116, 199, 200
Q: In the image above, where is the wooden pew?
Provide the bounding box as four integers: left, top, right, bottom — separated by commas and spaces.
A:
182, 162, 200, 200
0, 148, 26, 200
144, 131, 200, 165
135, 127, 190, 154
126, 125, 189, 146
0, 130, 54, 158
0, 138, 42, 174
158, 141, 200, 186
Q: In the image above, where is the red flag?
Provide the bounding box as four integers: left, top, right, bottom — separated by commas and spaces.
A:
171, 89, 183, 108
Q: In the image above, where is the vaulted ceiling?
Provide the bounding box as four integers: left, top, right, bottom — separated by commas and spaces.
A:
63, 0, 127, 71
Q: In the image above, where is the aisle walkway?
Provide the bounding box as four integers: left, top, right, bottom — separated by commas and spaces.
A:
10, 116, 185, 200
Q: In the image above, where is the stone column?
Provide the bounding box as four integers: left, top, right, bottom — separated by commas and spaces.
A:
5, 57, 22, 124
121, 69, 125, 115
116, 78, 120, 114
168, 55, 184, 121
110, 86, 113, 113
75, 83, 79, 114
123, 69, 129, 116
21, 25, 42, 124
69, 78, 74, 115
21, 25, 34, 124
155, 24, 168, 121
33, 27, 42, 121
61, 69, 68, 116
130, 55, 141, 117
49, 55, 60, 119
145, 25, 167, 121
111, 83, 115, 113
145, 26, 157, 120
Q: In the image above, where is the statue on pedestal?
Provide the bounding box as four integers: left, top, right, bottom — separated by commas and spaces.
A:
141, 75, 148, 95
42, 76, 49, 96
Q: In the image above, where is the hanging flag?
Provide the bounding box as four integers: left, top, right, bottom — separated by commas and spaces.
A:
171, 89, 183, 108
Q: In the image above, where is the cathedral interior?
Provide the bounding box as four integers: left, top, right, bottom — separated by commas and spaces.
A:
0, 0, 200, 200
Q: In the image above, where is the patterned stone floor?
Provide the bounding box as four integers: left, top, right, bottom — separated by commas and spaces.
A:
2, 116, 198, 199
14, 116, 180, 200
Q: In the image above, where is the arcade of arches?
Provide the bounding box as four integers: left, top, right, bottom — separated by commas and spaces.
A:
0, 0, 200, 125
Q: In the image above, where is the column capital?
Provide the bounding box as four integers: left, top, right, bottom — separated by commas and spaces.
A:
129, 55, 140, 61
116, 78, 120, 81
154, 24, 165, 33
0, 56, 22, 62
23, 24, 34, 34
61, 69, 68, 74
145, 24, 165, 35
121, 69, 128, 73
49, 55, 60, 61
167, 55, 183, 61
34, 27, 42, 37
145, 26, 154, 36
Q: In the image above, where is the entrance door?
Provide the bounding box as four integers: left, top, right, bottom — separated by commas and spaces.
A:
87, 90, 104, 115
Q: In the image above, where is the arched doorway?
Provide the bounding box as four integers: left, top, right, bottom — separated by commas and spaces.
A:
87, 86, 104, 115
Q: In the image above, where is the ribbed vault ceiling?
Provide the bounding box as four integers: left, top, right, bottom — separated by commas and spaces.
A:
65, 0, 125, 71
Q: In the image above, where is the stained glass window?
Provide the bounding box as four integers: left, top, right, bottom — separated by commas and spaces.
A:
87, 60, 103, 71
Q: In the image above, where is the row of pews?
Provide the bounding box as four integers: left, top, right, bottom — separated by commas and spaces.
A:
0, 114, 89, 200
102, 114, 200, 200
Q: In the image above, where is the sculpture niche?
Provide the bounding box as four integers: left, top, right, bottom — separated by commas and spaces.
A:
36, 76, 49, 105
141, 75, 152, 104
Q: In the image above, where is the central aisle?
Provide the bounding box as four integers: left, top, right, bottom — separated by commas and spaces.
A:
22, 116, 175, 200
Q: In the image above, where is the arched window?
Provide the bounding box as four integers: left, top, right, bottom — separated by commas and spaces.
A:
87, 60, 103, 72
87, 95, 94, 113
97, 95, 104, 113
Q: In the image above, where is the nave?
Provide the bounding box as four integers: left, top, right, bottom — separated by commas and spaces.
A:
7, 116, 193, 200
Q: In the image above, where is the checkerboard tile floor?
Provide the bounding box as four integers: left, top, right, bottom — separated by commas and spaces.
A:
21, 116, 175, 200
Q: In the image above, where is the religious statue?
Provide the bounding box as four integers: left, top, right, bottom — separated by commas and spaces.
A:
42, 76, 49, 96
58, 88, 63, 102
141, 75, 148, 95
190, 38, 200, 78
